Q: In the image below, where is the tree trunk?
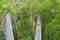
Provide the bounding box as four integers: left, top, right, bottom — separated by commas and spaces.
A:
35, 15, 41, 40
6, 12, 14, 40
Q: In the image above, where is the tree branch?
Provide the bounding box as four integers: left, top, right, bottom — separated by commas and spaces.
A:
0, 1, 20, 24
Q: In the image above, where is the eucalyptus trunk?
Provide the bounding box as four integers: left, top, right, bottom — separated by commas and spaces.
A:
35, 15, 41, 40
6, 13, 14, 40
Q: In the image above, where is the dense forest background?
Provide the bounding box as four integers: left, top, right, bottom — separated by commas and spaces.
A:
0, 0, 60, 40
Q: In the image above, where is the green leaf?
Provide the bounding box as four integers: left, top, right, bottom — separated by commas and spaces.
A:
0, 11, 3, 14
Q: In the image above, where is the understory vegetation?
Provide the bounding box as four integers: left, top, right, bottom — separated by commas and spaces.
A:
0, 0, 60, 40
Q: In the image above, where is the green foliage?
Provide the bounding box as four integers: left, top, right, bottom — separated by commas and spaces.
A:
44, 0, 60, 40
0, 11, 3, 14
17, 8, 34, 40
39, 0, 60, 40
2, 4, 10, 10
0, 0, 60, 40
47, 14, 60, 40
0, 27, 6, 40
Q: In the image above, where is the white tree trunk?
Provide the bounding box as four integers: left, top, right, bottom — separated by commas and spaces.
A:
6, 13, 14, 40
35, 15, 41, 40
